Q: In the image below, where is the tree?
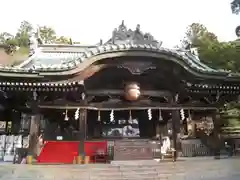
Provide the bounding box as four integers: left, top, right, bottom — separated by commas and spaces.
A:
231, 0, 240, 14
183, 23, 218, 48
0, 32, 14, 43
55, 36, 70, 44
15, 21, 34, 47
38, 26, 57, 43
0, 32, 18, 54
182, 23, 240, 72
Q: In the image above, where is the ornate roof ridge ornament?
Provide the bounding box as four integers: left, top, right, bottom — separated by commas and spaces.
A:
105, 20, 162, 48
28, 26, 43, 57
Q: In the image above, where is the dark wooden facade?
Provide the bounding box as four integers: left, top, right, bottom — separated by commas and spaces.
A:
0, 21, 240, 162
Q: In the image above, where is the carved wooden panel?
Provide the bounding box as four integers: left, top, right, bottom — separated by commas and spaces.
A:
114, 139, 152, 160
118, 62, 156, 75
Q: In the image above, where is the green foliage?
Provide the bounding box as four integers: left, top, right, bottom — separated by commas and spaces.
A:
0, 20, 75, 48
38, 26, 57, 43
183, 23, 240, 130
0, 20, 76, 62
56, 36, 71, 44
183, 23, 240, 72
9, 47, 29, 66
15, 21, 33, 47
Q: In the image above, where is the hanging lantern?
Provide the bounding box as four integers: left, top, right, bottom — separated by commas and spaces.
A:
124, 82, 141, 101
97, 110, 101, 121
64, 109, 69, 121
148, 109, 152, 120
159, 109, 163, 121
110, 110, 114, 122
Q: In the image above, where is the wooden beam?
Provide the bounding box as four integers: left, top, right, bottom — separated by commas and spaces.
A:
87, 89, 172, 98
38, 103, 217, 111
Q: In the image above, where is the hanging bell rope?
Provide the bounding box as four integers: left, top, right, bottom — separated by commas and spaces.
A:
97, 110, 101, 121
159, 109, 163, 121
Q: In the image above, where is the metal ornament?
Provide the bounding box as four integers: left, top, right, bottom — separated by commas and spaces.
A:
148, 109, 152, 120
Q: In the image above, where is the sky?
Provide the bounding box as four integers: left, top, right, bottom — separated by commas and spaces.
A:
0, 0, 239, 47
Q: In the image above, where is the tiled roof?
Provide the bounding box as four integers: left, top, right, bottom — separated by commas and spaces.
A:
17, 44, 96, 69
0, 43, 237, 79
0, 20, 239, 79
23, 52, 84, 69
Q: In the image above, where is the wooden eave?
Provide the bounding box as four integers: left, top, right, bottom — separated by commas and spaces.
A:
0, 80, 84, 92
0, 45, 239, 94
36, 48, 240, 82
0, 44, 239, 82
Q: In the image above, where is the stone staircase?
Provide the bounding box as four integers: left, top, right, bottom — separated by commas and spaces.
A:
6, 161, 184, 180
0, 158, 239, 180
63, 164, 175, 180
43, 161, 184, 180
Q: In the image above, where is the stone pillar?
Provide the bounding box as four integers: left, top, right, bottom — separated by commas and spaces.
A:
78, 109, 87, 157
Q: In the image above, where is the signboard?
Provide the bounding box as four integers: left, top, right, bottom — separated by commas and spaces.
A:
0, 121, 6, 133
114, 139, 152, 160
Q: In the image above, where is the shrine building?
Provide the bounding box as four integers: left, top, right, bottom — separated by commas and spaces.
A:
0, 21, 239, 164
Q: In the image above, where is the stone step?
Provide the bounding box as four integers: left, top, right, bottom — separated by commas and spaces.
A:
111, 160, 159, 166
89, 177, 160, 180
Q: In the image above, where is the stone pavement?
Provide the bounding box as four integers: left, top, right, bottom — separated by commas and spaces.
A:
0, 157, 239, 180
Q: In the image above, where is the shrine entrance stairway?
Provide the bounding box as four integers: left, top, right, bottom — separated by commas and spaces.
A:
1, 158, 239, 180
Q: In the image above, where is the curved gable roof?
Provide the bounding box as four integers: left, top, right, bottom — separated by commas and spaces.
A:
0, 21, 238, 81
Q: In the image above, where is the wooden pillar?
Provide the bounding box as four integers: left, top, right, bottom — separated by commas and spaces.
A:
212, 109, 222, 159
171, 110, 180, 161
156, 123, 161, 137
28, 114, 40, 158
78, 109, 87, 157
27, 91, 40, 163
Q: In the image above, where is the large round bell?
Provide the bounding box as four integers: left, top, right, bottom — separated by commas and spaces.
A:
124, 82, 140, 101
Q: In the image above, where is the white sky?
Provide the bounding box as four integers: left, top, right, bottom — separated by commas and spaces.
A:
0, 0, 239, 47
